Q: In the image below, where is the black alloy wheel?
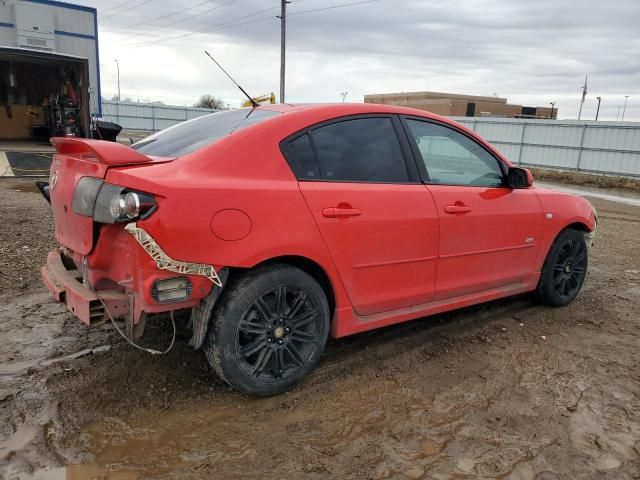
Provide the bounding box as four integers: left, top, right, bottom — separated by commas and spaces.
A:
551, 238, 587, 300
538, 228, 589, 307
205, 264, 330, 396
236, 285, 321, 381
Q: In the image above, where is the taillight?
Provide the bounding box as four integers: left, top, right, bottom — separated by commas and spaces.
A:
72, 176, 157, 224
105, 191, 156, 223
72, 177, 102, 216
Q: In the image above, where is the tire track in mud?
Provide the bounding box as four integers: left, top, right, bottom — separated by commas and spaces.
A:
306, 297, 534, 386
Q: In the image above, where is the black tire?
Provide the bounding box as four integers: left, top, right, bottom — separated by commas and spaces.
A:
537, 228, 588, 307
204, 263, 330, 396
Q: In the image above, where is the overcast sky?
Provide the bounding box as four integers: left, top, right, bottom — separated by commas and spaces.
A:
84, 0, 639, 121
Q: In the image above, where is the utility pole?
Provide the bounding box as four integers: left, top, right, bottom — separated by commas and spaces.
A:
114, 59, 121, 102
341, 91, 348, 103
278, 0, 289, 104
549, 101, 555, 119
621, 95, 630, 121
577, 75, 587, 120
595, 96, 601, 121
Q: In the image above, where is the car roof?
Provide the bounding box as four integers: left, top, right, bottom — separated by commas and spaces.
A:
252, 102, 511, 167
257, 102, 448, 121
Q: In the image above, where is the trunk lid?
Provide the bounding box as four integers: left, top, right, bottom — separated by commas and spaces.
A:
49, 138, 163, 255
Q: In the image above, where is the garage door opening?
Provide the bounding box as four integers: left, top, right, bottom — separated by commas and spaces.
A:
0, 48, 90, 143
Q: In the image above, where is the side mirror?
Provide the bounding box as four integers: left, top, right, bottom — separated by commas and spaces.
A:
507, 167, 533, 189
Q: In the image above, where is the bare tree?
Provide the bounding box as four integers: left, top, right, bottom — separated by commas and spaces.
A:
196, 95, 225, 110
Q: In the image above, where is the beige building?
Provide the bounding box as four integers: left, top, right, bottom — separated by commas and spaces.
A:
364, 91, 557, 119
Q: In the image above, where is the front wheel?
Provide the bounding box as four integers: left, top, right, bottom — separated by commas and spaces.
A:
204, 264, 330, 396
537, 228, 588, 307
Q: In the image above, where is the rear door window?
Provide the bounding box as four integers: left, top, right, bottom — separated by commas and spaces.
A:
282, 116, 410, 183
283, 134, 321, 179
132, 108, 280, 158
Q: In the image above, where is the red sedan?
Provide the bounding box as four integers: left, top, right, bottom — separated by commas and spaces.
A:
41, 103, 597, 395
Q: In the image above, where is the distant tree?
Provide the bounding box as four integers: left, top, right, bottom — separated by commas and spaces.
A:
196, 94, 225, 109
110, 95, 132, 102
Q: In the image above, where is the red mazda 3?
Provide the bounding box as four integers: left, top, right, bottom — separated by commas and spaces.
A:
41, 103, 597, 395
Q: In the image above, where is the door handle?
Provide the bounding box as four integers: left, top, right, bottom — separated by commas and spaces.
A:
444, 205, 472, 214
322, 207, 362, 218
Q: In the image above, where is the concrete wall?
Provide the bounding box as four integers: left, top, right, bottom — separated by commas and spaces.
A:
0, 0, 100, 115
452, 117, 640, 177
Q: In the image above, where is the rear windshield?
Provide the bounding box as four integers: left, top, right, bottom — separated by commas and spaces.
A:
131, 108, 281, 157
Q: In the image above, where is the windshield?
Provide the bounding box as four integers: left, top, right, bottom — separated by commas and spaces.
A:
131, 108, 281, 157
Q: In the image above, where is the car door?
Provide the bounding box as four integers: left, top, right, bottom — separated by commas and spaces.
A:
402, 117, 542, 300
280, 115, 439, 316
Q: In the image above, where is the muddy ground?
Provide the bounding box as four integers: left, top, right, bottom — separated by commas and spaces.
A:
0, 178, 639, 480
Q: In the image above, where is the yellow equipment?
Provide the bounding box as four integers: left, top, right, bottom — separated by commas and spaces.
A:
242, 92, 276, 108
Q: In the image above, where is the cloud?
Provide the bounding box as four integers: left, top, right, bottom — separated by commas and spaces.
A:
90, 0, 639, 120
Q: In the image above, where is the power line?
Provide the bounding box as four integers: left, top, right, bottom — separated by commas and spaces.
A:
123, 5, 280, 48
103, 0, 218, 32
112, 0, 239, 42
102, 0, 157, 20
106, 0, 238, 38
288, 0, 379, 17
101, 0, 144, 15
120, 0, 379, 49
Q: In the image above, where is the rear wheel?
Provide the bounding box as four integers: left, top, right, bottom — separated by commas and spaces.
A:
537, 228, 588, 307
204, 264, 330, 396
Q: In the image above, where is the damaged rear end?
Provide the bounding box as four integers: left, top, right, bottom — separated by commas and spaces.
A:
41, 138, 222, 339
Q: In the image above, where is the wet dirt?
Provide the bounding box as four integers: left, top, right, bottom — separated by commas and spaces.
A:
1, 178, 639, 479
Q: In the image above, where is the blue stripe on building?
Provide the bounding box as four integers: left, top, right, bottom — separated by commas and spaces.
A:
54, 30, 95, 40
23, 0, 96, 14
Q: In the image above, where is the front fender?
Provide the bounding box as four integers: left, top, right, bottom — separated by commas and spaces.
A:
533, 189, 597, 271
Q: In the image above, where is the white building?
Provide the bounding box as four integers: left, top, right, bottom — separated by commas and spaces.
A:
0, 0, 100, 140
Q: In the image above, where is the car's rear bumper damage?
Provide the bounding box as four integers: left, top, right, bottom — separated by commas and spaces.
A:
41, 249, 130, 326
42, 223, 223, 340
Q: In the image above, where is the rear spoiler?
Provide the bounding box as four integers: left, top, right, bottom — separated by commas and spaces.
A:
50, 137, 152, 166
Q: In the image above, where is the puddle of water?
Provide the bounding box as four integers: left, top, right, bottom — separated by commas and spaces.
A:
537, 181, 640, 207
70, 373, 497, 480
73, 379, 441, 477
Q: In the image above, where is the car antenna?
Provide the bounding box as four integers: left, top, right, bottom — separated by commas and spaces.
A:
204, 50, 259, 108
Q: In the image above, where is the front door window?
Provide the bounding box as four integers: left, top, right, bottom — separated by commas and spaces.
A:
405, 119, 504, 187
